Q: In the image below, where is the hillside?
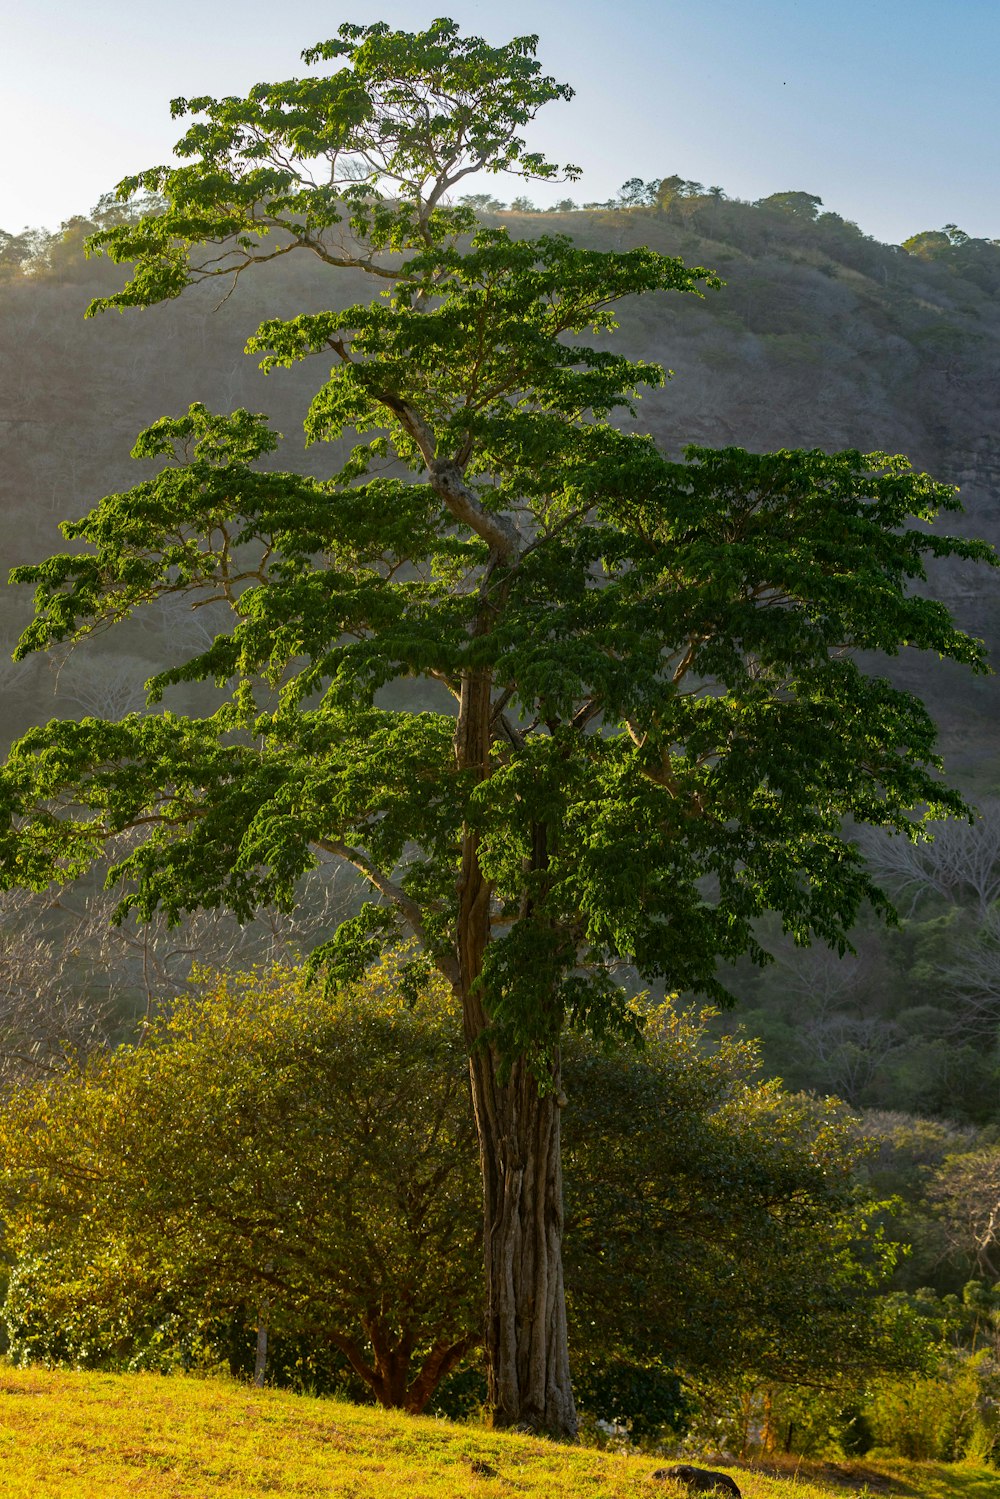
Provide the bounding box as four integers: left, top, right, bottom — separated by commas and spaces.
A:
2, 193, 1000, 1119
0, 1364, 991, 1499
2, 194, 999, 767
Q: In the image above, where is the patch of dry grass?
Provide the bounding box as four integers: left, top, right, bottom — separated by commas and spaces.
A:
0, 1365, 990, 1499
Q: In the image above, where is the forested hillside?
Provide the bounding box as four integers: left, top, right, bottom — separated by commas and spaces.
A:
3, 184, 1000, 1127
4, 186, 1000, 760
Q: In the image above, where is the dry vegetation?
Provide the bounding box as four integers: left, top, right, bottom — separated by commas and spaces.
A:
3, 197, 1000, 765
0, 1364, 992, 1499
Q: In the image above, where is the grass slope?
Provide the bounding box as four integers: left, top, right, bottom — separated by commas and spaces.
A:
0, 1366, 992, 1499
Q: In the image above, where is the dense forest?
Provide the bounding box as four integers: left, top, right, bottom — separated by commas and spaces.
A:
3, 162, 1000, 1452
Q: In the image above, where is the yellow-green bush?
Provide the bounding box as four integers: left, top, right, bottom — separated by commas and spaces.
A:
866, 1352, 999, 1462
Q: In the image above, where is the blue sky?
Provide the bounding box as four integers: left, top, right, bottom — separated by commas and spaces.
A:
3, 0, 997, 245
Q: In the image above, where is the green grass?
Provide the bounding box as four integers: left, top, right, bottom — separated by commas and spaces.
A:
864, 1460, 1000, 1499
0, 1365, 992, 1499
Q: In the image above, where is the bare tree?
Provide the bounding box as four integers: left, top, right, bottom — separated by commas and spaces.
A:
801, 1013, 906, 1106
927, 906, 1000, 1042
930, 1148, 1000, 1280
49, 651, 157, 720
859, 800, 1000, 918
150, 592, 229, 657
0, 649, 38, 701
771, 940, 878, 1023
0, 848, 356, 1088
0, 887, 119, 1084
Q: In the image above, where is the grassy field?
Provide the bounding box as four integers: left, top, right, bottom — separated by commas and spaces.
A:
0, 1364, 993, 1499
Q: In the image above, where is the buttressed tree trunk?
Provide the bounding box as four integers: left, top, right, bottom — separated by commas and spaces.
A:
468, 1041, 576, 1435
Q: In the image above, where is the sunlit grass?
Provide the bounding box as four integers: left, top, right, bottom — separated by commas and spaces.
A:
0, 1365, 991, 1499
871, 1459, 1000, 1499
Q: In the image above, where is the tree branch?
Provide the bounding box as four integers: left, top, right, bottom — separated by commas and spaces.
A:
379, 393, 520, 560
313, 839, 458, 984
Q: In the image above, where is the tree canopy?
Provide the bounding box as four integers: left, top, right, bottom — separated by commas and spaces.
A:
5, 426, 991, 1025
564, 1009, 914, 1399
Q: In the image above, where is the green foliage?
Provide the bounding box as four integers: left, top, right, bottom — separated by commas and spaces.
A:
865, 1351, 1000, 1463
0, 956, 479, 1411
756, 192, 825, 220
84, 18, 582, 313
615, 178, 661, 209
572, 1358, 689, 1442
0, 970, 913, 1423
682, 1380, 876, 1461
903, 227, 972, 261
564, 1005, 923, 1404
0, 20, 992, 1075
682, 1279, 1000, 1463
0, 427, 991, 1050
0, 228, 50, 280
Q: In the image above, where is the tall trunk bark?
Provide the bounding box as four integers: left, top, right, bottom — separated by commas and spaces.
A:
455, 656, 577, 1439
467, 1038, 576, 1437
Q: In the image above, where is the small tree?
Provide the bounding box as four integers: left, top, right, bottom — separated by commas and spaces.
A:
859, 801, 1000, 918
929, 1148, 1000, 1281
0, 18, 994, 1434
902, 227, 973, 261
0, 958, 481, 1410
616, 178, 659, 208
757, 191, 824, 220
564, 1011, 914, 1402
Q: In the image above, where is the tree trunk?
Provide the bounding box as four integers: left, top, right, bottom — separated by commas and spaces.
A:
761, 1386, 775, 1453
329, 1325, 477, 1414
454, 641, 577, 1439
467, 1038, 577, 1438
253, 1313, 268, 1388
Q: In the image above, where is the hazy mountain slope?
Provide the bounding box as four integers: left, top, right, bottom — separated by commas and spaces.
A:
2, 198, 998, 763
3, 200, 1000, 1121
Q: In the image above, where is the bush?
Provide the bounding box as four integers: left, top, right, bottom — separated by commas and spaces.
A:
865, 1352, 1000, 1462
0, 956, 481, 1412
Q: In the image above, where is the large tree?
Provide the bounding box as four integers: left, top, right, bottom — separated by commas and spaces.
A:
0, 19, 994, 1436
